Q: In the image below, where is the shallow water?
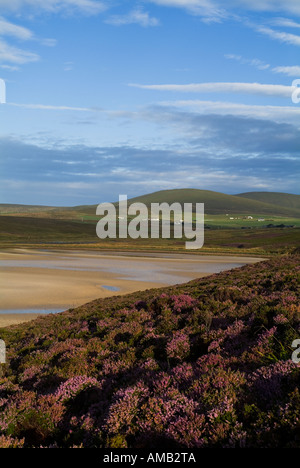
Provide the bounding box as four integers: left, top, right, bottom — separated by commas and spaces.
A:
0, 255, 245, 284
101, 285, 121, 292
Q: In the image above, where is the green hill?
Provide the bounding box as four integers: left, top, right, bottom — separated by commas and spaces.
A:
122, 189, 300, 217
236, 192, 300, 212
0, 204, 56, 214
0, 204, 98, 220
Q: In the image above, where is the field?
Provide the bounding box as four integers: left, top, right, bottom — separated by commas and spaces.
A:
0, 254, 299, 448
0, 214, 299, 257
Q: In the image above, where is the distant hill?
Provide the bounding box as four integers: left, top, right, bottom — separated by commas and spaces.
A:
0, 203, 97, 219
237, 192, 300, 212
122, 189, 300, 217
0, 204, 56, 214
1, 189, 300, 218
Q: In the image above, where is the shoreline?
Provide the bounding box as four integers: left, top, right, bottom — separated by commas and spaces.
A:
0, 313, 42, 328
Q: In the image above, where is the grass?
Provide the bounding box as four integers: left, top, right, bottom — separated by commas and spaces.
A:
0, 214, 299, 257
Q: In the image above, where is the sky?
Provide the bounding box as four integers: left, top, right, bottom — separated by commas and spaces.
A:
0, 0, 300, 206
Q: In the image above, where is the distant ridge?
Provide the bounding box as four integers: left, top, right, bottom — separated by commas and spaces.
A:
236, 192, 300, 212
0, 204, 56, 213
124, 189, 300, 217
1, 189, 300, 218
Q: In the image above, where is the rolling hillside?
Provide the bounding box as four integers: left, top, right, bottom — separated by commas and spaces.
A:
0, 204, 56, 214
237, 192, 300, 213
0, 204, 97, 220
122, 189, 300, 217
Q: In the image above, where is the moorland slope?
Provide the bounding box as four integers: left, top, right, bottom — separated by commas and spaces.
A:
0, 254, 299, 448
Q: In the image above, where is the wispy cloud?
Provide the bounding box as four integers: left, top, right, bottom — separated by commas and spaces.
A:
0, 39, 39, 64
8, 102, 96, 111
0, 16, 33, 40
63, 61, 74, 71
41, 38, 57, 47
0, 63, 19, 71
256, 25, 300, 46
270, 18, 300, 28
233, 0, 300, 16
272, 66, 300, 77
0, 0, 107, 16
224, 54, 270, 70
106, 8, 159, 27
0, 1, 104, 70
147, 0, 227, 22
0, 16, 57, 68
224, 53, 300, 78
146, 0, 300, 20
130, 81, 295, 98
157, 100, 300, 124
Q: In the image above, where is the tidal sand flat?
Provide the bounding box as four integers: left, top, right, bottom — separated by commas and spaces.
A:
0, 249, 264, 327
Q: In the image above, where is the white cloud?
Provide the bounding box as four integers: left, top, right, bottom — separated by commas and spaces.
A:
224, 54, 270, 70
0, 0, 106, 15
41, 38, 57, 47
158, 99, 300, 124
8, 102, 93, 111
272, 66, 300, 77
0, 18, 57, 70
0, 39, 39, 64
147, 0, 300, 19
224, 54, 300, 79
148, 0, 214, 10
256, 25, 300, 46
0, 16, 33, 40
147, 0, 227, 22
106, 9, 159, 27
130, 81, 295, 98
270, 17, 300, 28
228, 1, 300, 16
1, 63, 19, 71
63, 61, 74, 71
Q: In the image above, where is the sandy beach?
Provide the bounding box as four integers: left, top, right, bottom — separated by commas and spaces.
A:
0, 249, 264, 327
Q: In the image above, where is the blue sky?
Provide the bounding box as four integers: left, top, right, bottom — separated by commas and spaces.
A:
0, 0, 300, 205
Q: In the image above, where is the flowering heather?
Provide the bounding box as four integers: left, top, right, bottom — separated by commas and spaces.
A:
0, 254, 300, 448
166, 331, 190, 361
55, 376, 100, 403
